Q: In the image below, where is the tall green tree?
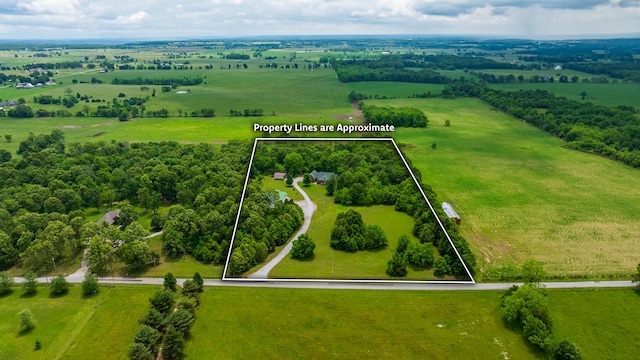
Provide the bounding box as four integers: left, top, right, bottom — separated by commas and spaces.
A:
386, 252, 408, 277
0, 271, 14, 294
163, 272, 177, 292
18, 308, 35, 332
21, 270, 38, 295
82, 272, 99, 296
50, 274, 68, 295
521, 259, 546, 287
161, 326, 184, 360
291, 234, 315, 260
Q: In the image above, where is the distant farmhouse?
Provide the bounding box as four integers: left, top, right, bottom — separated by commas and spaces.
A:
273, 172, 287, 180
309, 170, 336, 185
442, 202, 461, 225
0, 100, 18, 108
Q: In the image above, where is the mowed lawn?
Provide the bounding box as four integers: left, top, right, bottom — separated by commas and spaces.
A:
185, 287, 539, 360
385, 97, 640, 278
0, 285, 156, 360
269, 183, 458, 281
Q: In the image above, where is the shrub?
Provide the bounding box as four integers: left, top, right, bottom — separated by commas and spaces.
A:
81, 273, 99, 296
50, 275, 69, 295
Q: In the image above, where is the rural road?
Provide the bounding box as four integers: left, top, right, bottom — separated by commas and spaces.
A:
11, 276, 635, 291
248, 177, 317, 279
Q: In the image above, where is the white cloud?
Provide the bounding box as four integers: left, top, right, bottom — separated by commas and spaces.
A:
115, 10, 149, 24
0, 0, 636, 39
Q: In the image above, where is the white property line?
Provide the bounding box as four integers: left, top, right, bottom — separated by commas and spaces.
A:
222, 137, 475, 284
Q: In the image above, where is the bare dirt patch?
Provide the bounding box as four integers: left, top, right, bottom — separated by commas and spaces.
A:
91, 122, 114, 127
61, 125, 84, 129
333, 102, 363, 122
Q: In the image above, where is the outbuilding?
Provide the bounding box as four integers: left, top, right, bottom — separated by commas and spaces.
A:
442, 202, 461, 225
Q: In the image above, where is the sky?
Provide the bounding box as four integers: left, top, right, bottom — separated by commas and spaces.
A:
0, 0, 639, 40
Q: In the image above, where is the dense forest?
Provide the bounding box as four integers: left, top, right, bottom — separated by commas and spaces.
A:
247, 140, 476, 278
442, 80, 640, 168
0, 132, 251, 272
227, 189, 304, 276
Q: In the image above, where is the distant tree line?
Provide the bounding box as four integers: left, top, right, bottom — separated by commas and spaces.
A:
442, 80, 640, 168
111, 77, 203, 86
23, 61, 83, 70
225, 53, 250, 60
333, 59, 450, 83
360, 103, 428, 128
565, 62, 640, 83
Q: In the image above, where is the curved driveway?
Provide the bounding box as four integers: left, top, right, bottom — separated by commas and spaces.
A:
248, 177, 317, 279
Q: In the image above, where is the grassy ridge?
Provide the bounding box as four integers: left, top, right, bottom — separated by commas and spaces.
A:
385, 97, 640, 278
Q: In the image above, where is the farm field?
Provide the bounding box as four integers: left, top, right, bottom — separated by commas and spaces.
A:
0, 285, 156, 360
185, 286, 640, 360
381, 97, 640, 279
0, 115, 354, 154
268, 182, 458, 281
2, 284, 638, 360
489, 81, 640, 109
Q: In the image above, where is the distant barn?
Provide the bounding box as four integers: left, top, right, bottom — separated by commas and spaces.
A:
441, 202, 460, 225
273, 172, 287, 180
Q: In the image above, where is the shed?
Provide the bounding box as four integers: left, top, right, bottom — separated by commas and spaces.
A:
97, 210, 120, 225
273, 172, 287, 180
442, 202, 460, 225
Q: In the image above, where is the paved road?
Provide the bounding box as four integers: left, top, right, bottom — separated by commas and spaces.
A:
11, 274, 635, 291
248, 177, 317, 279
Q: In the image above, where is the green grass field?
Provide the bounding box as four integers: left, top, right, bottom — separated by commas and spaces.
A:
185, 287, 538, 360
269, 183, 455, 281
0, 285, 156, 360
184, 286, 640, 360
490, 82, 640, 109
378, 97, 640, 279
548, 287, 640, 359
2, 284, 637, 360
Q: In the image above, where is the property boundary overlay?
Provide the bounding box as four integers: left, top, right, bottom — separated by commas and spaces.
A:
222, 137, 476, 284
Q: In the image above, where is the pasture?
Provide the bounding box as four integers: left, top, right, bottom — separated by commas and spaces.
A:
382, 97, 640, 279
185, 286, 640, 360
0, 285, 156, 360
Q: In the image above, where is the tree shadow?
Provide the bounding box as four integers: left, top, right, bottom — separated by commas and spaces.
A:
48, 290, 68, 299
294, 254, 316, 262
0, 289, 14, 298
20, 291, 38, 299
17, 327, 35, 337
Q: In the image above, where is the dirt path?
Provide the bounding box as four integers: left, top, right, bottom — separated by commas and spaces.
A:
248, 177, 317, 279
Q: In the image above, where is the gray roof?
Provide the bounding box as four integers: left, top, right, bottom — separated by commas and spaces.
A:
97, 210, 120, 225
442, 202, 460, 219
309, 170, 335, 181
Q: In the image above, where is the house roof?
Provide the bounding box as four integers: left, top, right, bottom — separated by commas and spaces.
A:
97, 210, 120, 225
310, 170, 335, 181
273, 172, 287, 179
442, 202, 460, 219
